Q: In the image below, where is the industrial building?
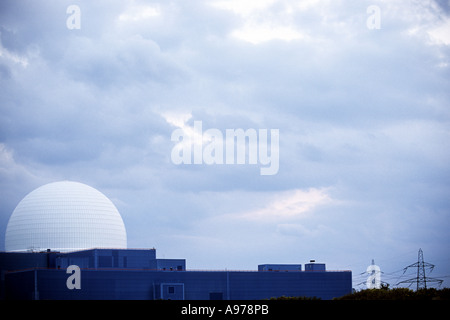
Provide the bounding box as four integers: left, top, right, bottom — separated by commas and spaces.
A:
0, 181, 352, 300
0, 248, 351, 300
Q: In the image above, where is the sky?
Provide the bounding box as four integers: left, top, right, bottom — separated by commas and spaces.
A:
1, 0, 450, 289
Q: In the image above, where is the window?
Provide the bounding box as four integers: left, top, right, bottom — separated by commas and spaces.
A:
161, 283, 184, 300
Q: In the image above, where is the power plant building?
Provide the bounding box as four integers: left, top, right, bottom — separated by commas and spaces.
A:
1, 181, 352, 300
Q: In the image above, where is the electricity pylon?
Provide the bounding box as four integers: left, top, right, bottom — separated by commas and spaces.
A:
397, 248, 443, 290
357, 259, 389, 289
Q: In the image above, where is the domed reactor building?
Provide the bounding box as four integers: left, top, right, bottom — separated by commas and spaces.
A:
5, 181, 127, 253
0, 181, 352, 300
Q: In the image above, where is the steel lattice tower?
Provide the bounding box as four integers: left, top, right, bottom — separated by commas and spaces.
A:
416, 249, 427, 289
397, 248, 443, 290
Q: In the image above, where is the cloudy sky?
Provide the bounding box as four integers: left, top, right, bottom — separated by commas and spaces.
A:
1, 0, 450, 288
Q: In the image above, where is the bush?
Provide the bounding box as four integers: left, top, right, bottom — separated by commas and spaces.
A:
334, 287, 450, 300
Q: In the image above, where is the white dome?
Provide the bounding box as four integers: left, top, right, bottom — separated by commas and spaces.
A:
5, 181, 127, 252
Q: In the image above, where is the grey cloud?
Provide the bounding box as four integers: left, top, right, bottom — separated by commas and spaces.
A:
1, 0, 449, 285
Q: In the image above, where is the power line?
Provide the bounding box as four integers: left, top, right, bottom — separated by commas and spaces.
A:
356, 259, 390, 289
397, 248, 443, 290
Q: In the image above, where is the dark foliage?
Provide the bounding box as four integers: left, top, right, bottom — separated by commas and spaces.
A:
334, 287, 450, 300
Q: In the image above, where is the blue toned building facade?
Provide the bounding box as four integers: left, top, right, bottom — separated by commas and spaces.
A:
1, 248, 351, 300
1, 182, 351, 300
